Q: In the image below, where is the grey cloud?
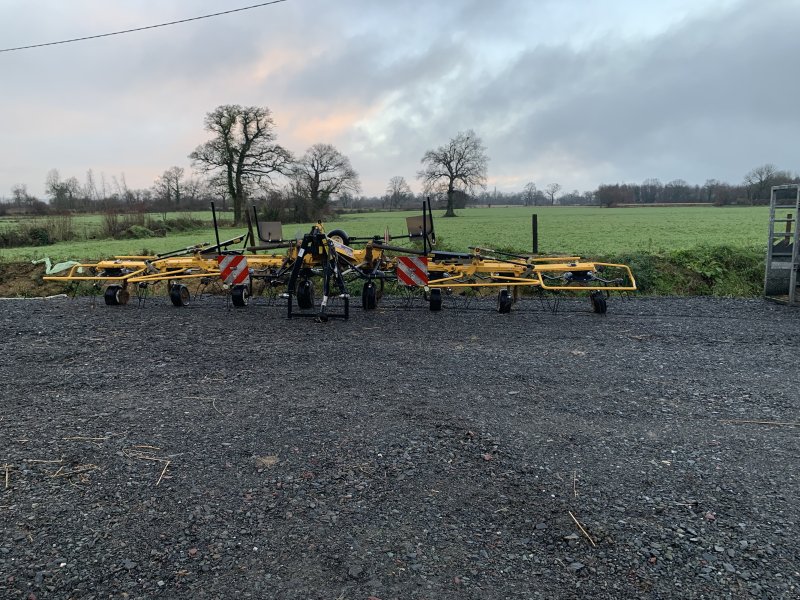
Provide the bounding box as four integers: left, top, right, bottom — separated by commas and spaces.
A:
2, 0, 797, 197
358, 0, 800, 190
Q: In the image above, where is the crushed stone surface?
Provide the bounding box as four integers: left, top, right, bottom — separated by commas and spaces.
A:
1, 295, 798, 599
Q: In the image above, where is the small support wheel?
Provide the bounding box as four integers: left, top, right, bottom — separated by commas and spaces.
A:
117, 287, 130, 305
231, 284, 249, 308
362, 281, 378, 310
170, 283, 191, 307
429, 288, 442, 311
327, 229, 350, 246
497, 288, 512, 313
590, 291, 607, 314
104, 285, 129, 306
296, 279, 315, 310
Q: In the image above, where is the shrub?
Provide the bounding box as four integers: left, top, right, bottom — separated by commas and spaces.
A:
121, 225, 155, 239
101, 212, 122, 238
45, 215, 75, 242
27, 227, 51, 246
605, 244, 764, 296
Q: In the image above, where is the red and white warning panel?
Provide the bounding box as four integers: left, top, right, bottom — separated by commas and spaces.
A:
397, 256, 428, 286
217, 255, 250, 286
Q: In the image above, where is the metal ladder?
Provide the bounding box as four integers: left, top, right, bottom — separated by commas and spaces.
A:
765, 184, 800, 304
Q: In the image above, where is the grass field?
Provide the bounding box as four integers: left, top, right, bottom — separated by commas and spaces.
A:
0, 205, 770, 262
334, 206, 770, 255
0, 211, 216, 238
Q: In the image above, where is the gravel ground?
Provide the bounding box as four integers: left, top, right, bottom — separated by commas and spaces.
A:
1, 294, 798, 599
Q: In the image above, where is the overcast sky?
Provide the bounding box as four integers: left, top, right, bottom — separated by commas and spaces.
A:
1, 0, 798, 200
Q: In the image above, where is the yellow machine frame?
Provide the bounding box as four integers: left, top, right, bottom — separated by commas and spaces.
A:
44, 216, 637, 314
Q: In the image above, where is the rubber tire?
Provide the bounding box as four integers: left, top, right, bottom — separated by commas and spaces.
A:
170, 284, 190, 307
232, 284, 249, 308
590, 291, 607, 314
104, 285, 122, 306
297, 279, 315, 310
429, 288, 442, 312
327, 229, 350, 246
362, 281, 377, 310
497, 288, 512, 313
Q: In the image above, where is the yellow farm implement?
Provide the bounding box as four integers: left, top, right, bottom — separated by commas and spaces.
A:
44, 200, 637, 318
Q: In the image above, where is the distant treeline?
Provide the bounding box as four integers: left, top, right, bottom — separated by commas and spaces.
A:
1, 163, 796, 220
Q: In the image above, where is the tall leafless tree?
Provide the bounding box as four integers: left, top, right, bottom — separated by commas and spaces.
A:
46, 170, 82, 209
743, 164, 777, 203
84, 169, 98, 202
182, 176, 207, 204
190, 105, 292, 224
385, 176, 413, 209
417, 130, 488, 217
112, 173, 135, 204
291, 143, 360, 218
153, 166, 185, 205
544, 183, 561, 205
523, 182, 538, 206
703, 179, 721, 204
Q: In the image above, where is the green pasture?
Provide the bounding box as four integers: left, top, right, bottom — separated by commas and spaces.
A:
0, 205, 770, 262
0, 211, 215, 235
0, 228, 244, 262
332, 206, 770, 255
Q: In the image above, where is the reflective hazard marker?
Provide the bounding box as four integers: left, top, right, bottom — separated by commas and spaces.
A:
397, 256, 428, 286
218, 255, 249, 286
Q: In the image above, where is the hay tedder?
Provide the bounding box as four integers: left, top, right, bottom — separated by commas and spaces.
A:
44, 201, 637, 319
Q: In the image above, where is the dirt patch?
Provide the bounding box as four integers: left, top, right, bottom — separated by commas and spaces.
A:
1, 296, 798, 599
0, 262, 68, 298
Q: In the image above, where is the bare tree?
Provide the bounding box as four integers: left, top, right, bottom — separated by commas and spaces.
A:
544, 183, 561, 205
65, 177, 81, 204
190, 105, 292, 224
112, 173, 135, 204
153, 166, 186, 205
523, 182, 537, 206
206, 173, 233, 211
84, 169, 98, 202
702, 179, 718, 202
385, 176, 413, 209
663, 179, 696, 203
182, 176, 207, 204
291, 143, 360, 218
639, 178, 663, 204
46, 170, 80, 209
46, 169, 66, 206
11, 184, 31, 205
417, 130, 488, 217
100, 172, 108, 201
743, 164, 779, 203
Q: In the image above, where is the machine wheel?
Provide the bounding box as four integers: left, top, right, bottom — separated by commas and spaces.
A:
327, 229, 350, 246
296, 279, 315, 310
117, 287, 130, 305
170, 283, 191, 307
362, 281, 378, 310
231, 284, 249, 308
497, 288, 512, 313
103, 285, 129, 306
590, 291, 607, 314
429, 288, 442, 312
